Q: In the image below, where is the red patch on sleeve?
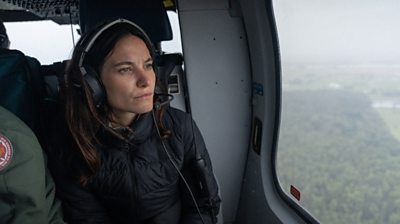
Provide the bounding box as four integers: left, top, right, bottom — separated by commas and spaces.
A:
0, 134, 13, 171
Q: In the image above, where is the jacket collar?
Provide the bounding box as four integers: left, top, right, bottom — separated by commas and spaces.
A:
100, 112, 154, 148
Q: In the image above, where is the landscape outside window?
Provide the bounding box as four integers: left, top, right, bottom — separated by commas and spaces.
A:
274, 1, 400, 223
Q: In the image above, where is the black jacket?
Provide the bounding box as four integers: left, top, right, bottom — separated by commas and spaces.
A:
48, 108, 221, 224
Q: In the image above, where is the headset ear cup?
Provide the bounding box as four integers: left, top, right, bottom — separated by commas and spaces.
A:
83, 65, 105, 107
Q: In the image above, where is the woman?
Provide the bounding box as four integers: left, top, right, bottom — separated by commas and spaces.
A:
48, 19, 221, 223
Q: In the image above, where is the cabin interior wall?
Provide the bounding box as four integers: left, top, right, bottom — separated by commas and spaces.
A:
178, 0, 252, 223
235, 0, 307, 223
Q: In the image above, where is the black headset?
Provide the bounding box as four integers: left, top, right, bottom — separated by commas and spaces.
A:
78, 18, 154, 107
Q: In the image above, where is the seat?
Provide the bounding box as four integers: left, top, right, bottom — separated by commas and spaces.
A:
0, 48, 44, 135
79, 0, 172, 43
156, 53, 189, 112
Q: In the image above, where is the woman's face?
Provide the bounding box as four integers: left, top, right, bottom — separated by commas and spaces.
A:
100, 34, 155, 125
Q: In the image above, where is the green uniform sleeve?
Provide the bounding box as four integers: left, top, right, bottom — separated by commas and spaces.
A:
0, 106, 65, 224
44, 154, 65, 224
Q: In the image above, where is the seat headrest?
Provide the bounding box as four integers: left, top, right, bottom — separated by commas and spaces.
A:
79, 0, 172, 43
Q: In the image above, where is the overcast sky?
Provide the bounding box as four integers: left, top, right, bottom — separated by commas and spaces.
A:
273, 0, 400, 65
6, 21, 79, 64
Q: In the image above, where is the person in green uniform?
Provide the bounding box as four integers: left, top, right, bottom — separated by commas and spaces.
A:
0, 105, 64, 223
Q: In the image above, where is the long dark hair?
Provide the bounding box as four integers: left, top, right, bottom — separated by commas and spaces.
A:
63, 19, 168, 185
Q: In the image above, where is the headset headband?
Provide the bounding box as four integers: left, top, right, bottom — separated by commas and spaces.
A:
78, 18, 153, 76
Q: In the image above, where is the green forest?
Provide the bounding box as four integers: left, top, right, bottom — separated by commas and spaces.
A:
276, 65, 400, 224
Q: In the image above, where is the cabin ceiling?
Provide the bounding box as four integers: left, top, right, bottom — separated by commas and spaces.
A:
0, 0, 79, 24
0, 0, 176, 25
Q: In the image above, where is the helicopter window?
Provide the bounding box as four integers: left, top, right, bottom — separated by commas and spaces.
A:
273, 1, 400, 223
4, 20, 80, 65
